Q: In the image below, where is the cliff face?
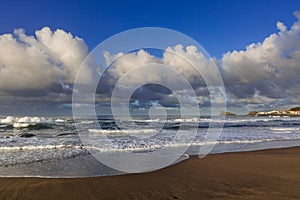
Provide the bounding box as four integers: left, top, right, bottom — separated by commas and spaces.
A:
250, 107, 300, 117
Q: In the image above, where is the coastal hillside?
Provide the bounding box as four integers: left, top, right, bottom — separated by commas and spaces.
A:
248, 107, 300, 117
220, 111, 237, 116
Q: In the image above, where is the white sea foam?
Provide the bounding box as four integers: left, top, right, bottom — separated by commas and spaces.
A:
0, 137, 298, 154
13, 123, 31, 128
0, 144, 83, 151
0, 116, 15, 124
0, 116, 52, 124
269, 127, 300, 132
62, 137, 300, 153
197, 117, 299, 124
54, 119, 65, 123
132, 118, 161, 123
174, 118, 198, 122
0, 116, 54, 129
88, 129, 157, 135
80, 120, 94, 124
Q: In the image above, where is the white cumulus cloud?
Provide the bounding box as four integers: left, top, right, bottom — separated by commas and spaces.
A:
0, 27, 92, 94
221, 11, 300, 110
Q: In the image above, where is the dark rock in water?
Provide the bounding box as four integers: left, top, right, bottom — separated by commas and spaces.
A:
28, 123, 53, 130
2, 125, 13, 130
19, 133, 36, 138
57, 132, 77, 137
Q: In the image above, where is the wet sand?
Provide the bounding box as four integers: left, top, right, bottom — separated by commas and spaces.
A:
0, 147, 300, 199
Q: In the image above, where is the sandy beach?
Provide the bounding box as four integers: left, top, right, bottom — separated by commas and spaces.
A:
0, 147, 299, 200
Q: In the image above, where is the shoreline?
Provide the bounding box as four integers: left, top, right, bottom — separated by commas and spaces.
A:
0, 146, 300, 199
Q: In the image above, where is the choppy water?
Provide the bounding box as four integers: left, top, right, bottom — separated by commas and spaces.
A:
0, 115, 299, 177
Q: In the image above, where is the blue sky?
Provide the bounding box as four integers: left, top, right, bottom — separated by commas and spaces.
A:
1, 0, 299, 58
0, 0, 300, 115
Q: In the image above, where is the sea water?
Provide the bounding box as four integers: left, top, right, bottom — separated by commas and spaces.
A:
0, 115, 299, 177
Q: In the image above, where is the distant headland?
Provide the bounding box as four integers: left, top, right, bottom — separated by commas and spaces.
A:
220, 111, 237, 116
248, 107, 300, 117
220, 107, 300, 117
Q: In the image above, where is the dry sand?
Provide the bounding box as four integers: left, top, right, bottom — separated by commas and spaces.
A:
0, 147, 300, 199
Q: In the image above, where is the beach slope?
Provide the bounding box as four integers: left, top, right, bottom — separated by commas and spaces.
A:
0, 147, 300, 199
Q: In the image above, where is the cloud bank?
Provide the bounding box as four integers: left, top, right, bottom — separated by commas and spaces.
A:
0, 11, 300, 114
102, 11, 300, 112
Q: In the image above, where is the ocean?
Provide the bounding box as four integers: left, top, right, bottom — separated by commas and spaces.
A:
0, 115, 299, 177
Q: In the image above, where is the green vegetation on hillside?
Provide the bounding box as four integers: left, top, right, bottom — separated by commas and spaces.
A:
290, 107, 300, 111
248, 111, 258, 116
